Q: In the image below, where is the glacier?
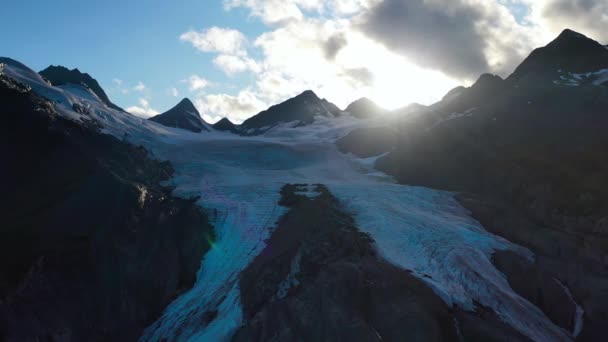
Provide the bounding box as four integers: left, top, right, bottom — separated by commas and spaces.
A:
2, 59, 573, 341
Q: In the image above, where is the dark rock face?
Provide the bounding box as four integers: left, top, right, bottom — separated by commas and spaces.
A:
344, 97, 385, 118
336, 126, 398, 158
457, 194, 607, 341
149, 98, 210, 133
508, 29, 608, 83
240, 90, 342, 134
234, 184, 529, 342
212, 117, 239, 133
39, 65, 125, 112
372, 29, 608, 341
0, 72, 214, 341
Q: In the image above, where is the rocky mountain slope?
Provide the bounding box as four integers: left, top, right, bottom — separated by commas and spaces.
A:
0, 61, 214, 341
240, 90, 342, 135
338, 29, 608, 341
149, 98, 211, 133
39, 65, 124, 111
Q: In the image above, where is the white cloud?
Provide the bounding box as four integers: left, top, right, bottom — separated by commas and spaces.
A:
521, 0, 608, 43
168, 87, 179, 97
127, 98, 159, 118
180, 27, 248, 56
224, 0, 306, 24
213, 54, 261, 75
194, 90, 267, 124
133, 81, 146, 92
185, 74, 209, 92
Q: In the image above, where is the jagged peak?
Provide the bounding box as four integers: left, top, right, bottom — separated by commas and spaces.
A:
42, 65, 91, 78
508, 28, 608, 81
554, 28, 589, 41
170, 98, 199, 115
295, 89, 320, 101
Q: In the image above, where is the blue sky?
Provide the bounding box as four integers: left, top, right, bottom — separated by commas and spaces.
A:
0, 0, 265, 116
1, 1, 605, 123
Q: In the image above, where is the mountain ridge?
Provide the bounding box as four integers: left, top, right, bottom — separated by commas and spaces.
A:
39, 65, 125, 112
240, 90, 342, 134
148, 98, 210, 133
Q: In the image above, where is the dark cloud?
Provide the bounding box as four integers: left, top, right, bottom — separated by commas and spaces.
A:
359, 0, 490, 79
323, 34, 348, 60
341, 67, 374, 87
541, 0, 608, 42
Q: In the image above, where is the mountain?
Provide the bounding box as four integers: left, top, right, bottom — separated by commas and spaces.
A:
0, 60, 213, 340
212, 117, 239, 133
508, 29, 608, 84
240, 90, 342, 134
344, 97, 386, 118
148, 98, 210, 133
368, 29, 608, 341
39, 65, 125, 111
3, 27, 608, 342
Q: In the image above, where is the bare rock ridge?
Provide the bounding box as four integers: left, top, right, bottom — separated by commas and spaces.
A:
148, 98, 210, 133
39, 65, 125, 112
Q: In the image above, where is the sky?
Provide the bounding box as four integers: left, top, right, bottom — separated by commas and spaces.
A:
1, 0, 607, 123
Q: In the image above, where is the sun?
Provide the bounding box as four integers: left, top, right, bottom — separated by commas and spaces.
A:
337, 33, 462, 110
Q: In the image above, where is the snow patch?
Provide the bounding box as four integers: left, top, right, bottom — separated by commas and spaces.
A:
554, 278, 585, 338
276, 251, 302, 300
554, 68, 608, 87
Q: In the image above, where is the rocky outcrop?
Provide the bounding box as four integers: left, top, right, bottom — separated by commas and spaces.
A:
234, 184, 530, 342
0, 71, 214, 341
39, 65, 125, 111
149, 98, 210, 133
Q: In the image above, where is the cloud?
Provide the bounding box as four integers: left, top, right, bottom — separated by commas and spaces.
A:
180, 27, 248, 56
185, 74, 209, 92
358, 0, 543, 79
224, 0, 307, 24
524, 0, 608, 43
323, 33, 348, 60
127, 98, 159, 118
133, 81, 146, 92
340, 67, 374, 87
195, 90, 267, 123
168, 87, 179, 97
213, 54, 261, 75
